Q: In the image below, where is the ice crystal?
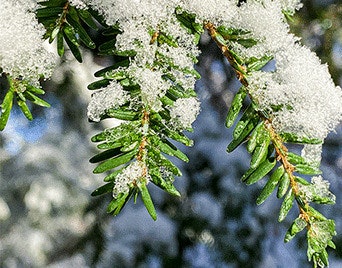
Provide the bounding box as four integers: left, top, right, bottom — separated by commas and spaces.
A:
89, 0, 177, 27
180, 0, 238, 26
233, 0, 296, 59
115, 20, 152, 53
113, 161, 148, 198
298, 176, 336, 204
0, 0, 56, 85
87, 81, 129, 122
169, 97, 200, 130
249, 44, 342, 140
158, 45, 194, 69
89, 0, 201, 119
280, 0, 303, 14
301, 144, 322, 167
69, 0, 88, 9
309, 219, 335, 248
170, 70, 197, 91
157, 18, 200, 68
240, 1, 341, 145
128, 65, 169, 112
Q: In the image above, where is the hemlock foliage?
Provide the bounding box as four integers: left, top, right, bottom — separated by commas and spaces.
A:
1, 1, 342, 267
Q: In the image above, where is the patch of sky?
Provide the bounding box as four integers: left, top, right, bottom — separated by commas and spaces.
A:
1, 93, 62, 155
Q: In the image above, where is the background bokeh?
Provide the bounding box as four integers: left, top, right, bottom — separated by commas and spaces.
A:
0, 1, 341, 267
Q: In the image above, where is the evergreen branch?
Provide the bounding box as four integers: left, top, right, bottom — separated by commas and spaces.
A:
37, 0, 98, 62
205, 20, 336, 267
88, 17, 200, 219
0, 75, 50, 130
1, 1, 341, 266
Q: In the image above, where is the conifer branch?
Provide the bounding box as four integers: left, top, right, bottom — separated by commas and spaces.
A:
0, 1, 341, 266
205, 19, 336, 267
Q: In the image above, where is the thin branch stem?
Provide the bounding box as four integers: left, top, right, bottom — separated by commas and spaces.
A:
137, 110, 149, 180
204, 21, 248, 87
59, 1, 70, 25
204, 20, 312, 224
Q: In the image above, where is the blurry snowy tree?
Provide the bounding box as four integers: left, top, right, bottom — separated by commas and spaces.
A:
0, 0, 342, 267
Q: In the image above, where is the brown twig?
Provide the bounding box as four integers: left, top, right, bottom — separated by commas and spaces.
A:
204, 20, 311, 222
204, 22, 248, 87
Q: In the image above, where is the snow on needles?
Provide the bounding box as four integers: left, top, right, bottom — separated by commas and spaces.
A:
86, 0, 342, 163
0, 0, 56, 85
298, 176, 336, 204
249, 44, 342, 140
112, 161, 148, 198
69, 0, 88, 9
87, 0, 201, 126
87, 81, 129, 122
280, 0, 303, 14
232, 0, 298, 59
170, 98, 200, 130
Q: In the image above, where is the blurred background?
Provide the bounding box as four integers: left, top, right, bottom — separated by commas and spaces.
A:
0, 0, 341, 267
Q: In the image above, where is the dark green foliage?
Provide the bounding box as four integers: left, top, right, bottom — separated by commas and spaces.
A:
227, 104, 260, 152
24, 91, 50, 107
216, 25, 257, 48
256, 166, 284, 205
149, 113, 193, 146
139, 183, 157, 220
278, 189, 295, 222
277, 172, 290, 199
243, 157, 276, 185
0, 3, 337, 266
225, 86, 247, 128
246, 55, 273, 72
250, 129, 271, 169
295, 164, 322, 175
90, 103, 191, 216
247, 122, 263, 152
107, 191, 132, 215
146, 145, 182, 177
89, 148, 124, 163
0, 86, 14, 130
307, 217, 336, 268
105, 108, 141, 121
280, 132, 323, 145
92, 148, 138, 174
37, 0, 99, 62
149, 136, 189, 162
94, 60, 130, 77
287, 151, 322, 175
87, 79, 111, 90
233, 104, 258, 139
147, 162, 181, 197
0, 77, 50, 130
91, 182, 115, 196
222, 24, 336, 266
284, 217, 307, 242
174, 7, 203, 44
87, 20, 199, 218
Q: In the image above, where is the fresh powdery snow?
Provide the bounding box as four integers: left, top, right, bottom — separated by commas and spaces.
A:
0, 0, 56, 85
86, 0, 342, 142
